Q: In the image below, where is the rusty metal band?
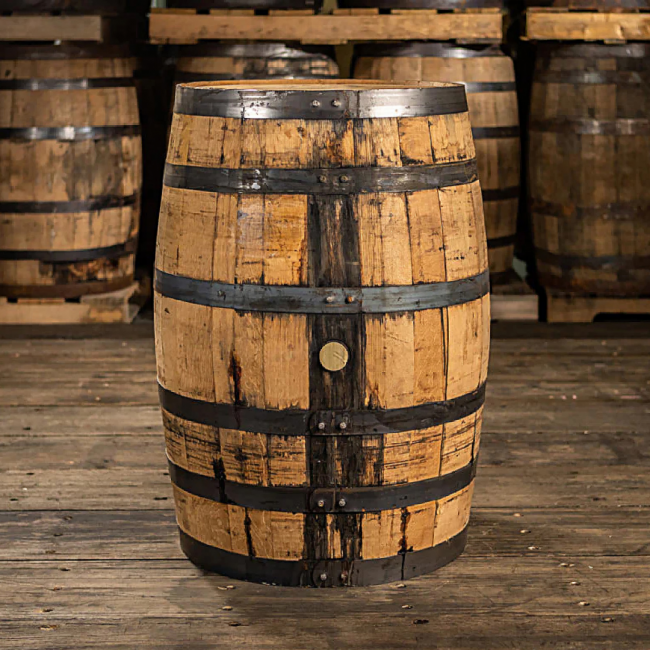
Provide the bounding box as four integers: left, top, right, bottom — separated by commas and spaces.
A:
0, 193, 139, 214
158, 382, 486, 436
464, 81, 516, 93
535, 247, 650, 271
471, 126, 519, 140
174, 84, 468, 119
529, 118, 650, 136
535, 43, 650, 59
176, 43, 333, 59
174, 72, 339, 83
0, 238, 137, 263
355, 43, 505, 59
530, 198, 649, 221
0, 275, 133, 299
179, 527, 467, 587
487, 234, 516, 249
482, 185, 519, 202
0, 77, 135, 91
154, 268, 489, 314
169, 457, 475, 514
534, 70, 649, 85
0, 125, 141, 141
163, 159, 478, 195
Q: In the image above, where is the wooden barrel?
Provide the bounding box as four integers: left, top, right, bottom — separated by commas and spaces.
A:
156, 80, 490, 587
174, 43, 339, 86
354, 43, 520, 284
529, 43, 650, 296
0, 44, 142, 299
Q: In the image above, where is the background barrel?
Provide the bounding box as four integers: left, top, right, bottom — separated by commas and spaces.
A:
529, 43, 650, 296
0, 44, 142, 299
173, 43, 339, 85
166, 0, 321, 10
155, 80, 490, 587
354, 43, 520, 285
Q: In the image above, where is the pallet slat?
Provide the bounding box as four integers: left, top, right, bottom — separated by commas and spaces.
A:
149, 11, 505, 44
0, 14, 138, 42
525, 9, 650, 41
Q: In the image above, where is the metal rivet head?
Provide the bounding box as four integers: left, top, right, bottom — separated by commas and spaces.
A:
319, 573, 328, 582
340, 572, 348, 581
331, 99, 341, 107
338, 498, 347, 507
325, 295, 335, 304
311, 100, 320, 108
317, 422, 326, 430
318, 175, 327, 183
339, 422, 347, 430
345, 295, 355, 304
339, 175, 350, 183
317, 499, 325, 508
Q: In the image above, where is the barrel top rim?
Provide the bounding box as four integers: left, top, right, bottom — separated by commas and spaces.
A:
178, 79, 462, 91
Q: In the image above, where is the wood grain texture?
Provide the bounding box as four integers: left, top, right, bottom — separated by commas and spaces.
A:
529, 43, 650, 297
156, 83, 488, 580
0, 49, 142, 298
0, 329, 649, 647
149, 12, 505, 45
354, 46, 519, 281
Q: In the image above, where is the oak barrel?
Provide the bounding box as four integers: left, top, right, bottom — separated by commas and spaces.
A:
156, 80, 490, 587
0, 44, 142, 299
354, 43, 520, 284
529, 43, 650, 296
338, 0, 502, 9
167, 0, 320, 9
174, 43, 339, 86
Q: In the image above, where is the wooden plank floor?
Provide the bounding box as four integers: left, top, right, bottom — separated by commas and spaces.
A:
1, 324, 649, 649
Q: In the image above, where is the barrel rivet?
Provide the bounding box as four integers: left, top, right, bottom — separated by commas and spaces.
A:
331, 99, 341, 107
339, 422, 347, 430
339, 175, 350, 183
317, 421, 326, 430
340, 572, 348, 581
320, 573, 328, 582
325, 295, 335, 304
318, 175, 327, 183
338, 498, 347, 507
311, 100, 321, 108
345, 295, 355, 304
317, 499, 325, 508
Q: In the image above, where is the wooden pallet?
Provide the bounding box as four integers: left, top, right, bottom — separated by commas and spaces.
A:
491, 274, 540, 321
0, 13, 140, 42
546, 292, 650, 323
525, 7, 650, 42
149, 7, 505, 44
0, 283, 141, 325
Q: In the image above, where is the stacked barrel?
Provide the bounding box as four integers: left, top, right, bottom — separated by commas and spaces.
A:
0, 2, 149, 304
528, 43, 650, 300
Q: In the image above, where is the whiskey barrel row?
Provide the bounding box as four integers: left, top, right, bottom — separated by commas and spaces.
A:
166, 0, 321, 10
174, 43, 339, 85
0, 44, 142, 299
529, 43, 650, 296
353, 43, 520, 285
156, 80, 490, 586
339, 0, 503, 9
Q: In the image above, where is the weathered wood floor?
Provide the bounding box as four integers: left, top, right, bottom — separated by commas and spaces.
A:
1, 324, 649, 649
